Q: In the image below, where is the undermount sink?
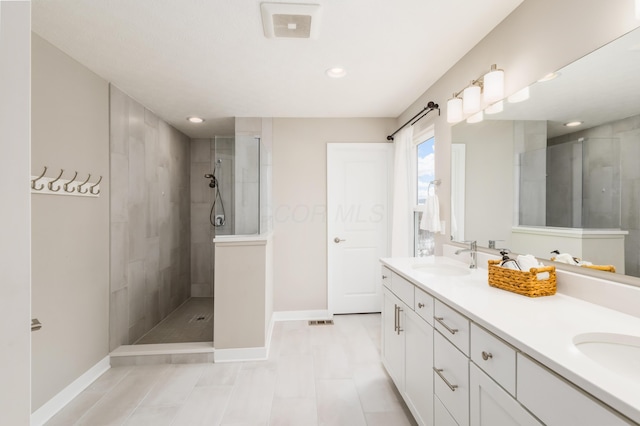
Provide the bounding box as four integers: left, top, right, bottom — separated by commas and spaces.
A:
411, 263, 471, 277
573, 333, 640, 380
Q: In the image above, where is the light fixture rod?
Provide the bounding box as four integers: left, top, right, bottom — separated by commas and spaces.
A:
452, 64, 502, 97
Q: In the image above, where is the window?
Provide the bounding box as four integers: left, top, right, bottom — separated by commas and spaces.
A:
415, 136, 435, 256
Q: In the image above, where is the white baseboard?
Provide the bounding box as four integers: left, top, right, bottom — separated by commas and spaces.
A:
30, 356, 110, 426
272, 310, 332, 322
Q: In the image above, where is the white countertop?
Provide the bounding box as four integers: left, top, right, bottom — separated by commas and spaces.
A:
381, 256, 640, 424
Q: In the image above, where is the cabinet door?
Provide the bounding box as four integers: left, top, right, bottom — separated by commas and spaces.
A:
470, 363, 542, 426
435, 395, 459, 426
382, 287, 405, 390
405, 309, 434, 426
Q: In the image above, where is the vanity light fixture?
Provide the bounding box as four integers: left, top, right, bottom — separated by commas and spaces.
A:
466, 110, 483, 124
187, 116, 205, 123
446, 64, 505, 123
485, 101, 503, 115
564, 121, 583, 127
463, 84, 481, 113
446, 96, 464, 123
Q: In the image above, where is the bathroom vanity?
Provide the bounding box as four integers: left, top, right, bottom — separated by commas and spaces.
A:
380, 253, 640, 425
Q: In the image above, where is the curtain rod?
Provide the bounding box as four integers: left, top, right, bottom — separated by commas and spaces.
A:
386, 101, 440, 141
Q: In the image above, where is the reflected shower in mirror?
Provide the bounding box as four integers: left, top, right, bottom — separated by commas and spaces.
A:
451, 26, 640, 279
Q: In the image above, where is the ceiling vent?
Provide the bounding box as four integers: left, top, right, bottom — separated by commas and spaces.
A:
260, 3, 322, 39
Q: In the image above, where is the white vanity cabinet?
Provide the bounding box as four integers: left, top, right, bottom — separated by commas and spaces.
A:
382, 285, 406, 388
381, 260, 638, 426
381, 268, 434, 426
405, 292, 434, 426
434, 331, 469, 426
469, 363, 542, 426
469, 323, 542, 426
517, 354, 633, 425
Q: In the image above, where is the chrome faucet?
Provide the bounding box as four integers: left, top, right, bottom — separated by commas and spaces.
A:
455, 240, 477, 269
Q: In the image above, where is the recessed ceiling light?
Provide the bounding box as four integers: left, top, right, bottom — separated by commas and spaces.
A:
538, 72, 560, 82
326, 67, 346, 78
564, 121, 583, 127
187, 116, 205, 123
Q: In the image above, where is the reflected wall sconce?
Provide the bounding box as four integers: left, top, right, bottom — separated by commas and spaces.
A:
447, 64, 505, 124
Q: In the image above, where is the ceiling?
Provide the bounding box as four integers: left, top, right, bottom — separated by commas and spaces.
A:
32, 0, 524, 138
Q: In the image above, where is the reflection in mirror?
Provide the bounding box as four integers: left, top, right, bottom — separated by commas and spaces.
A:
451, 26, 640, 279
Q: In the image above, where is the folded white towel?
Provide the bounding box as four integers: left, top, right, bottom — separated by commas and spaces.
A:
420, 194, 442, 233
554, 253, 578, 265
516, 254, 549, 280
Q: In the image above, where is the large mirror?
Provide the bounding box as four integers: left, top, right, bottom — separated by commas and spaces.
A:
451, 26, 640, 280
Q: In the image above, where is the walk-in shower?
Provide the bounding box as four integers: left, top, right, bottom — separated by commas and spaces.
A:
209, 135, 263, 236
519, 136, 621, 229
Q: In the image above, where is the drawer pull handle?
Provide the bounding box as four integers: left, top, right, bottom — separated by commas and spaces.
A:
396, 306, 403, 335
394, 305, 398, 333
434, 316, 458, 335
482, 351, 493, 361
382, 275, 388, 279
418, 302, 425, 308
433, 367, 458, 391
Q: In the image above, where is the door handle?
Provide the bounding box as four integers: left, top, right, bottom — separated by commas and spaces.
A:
333, 237, 346, 243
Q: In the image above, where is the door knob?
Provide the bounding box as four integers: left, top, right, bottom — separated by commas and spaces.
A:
334, 237, 346, 243
31, 318, 42, 332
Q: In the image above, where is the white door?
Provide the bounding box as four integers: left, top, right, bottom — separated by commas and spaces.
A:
327, 143, 393, 314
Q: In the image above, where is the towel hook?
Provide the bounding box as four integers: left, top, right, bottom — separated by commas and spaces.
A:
428, 179, 441, 196
48, 169, 65, 192
77, 173, 92, 194
89, 176, 102, 195
63, 171, 78, 193
31, 166, 48, 190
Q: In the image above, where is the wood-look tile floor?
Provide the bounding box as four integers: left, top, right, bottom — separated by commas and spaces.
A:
46, 313, 416, 426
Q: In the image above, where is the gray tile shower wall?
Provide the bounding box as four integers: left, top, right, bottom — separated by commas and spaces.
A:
109, 85, 191, 350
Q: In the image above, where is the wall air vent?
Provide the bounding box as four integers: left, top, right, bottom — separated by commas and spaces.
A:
260, 3, 322, 39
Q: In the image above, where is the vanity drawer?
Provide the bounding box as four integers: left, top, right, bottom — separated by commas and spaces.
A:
381, 266, 392, 290
434, 300, 470, 355
434, 331, 469, 426
414, 287, 434, 325
391, 272, 415, 308
470, 323, 516, 396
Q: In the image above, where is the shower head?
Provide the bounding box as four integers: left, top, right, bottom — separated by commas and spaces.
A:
204, 173, 217, 188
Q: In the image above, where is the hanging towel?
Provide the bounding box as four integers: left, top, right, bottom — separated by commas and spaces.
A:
420, 193, 442, 233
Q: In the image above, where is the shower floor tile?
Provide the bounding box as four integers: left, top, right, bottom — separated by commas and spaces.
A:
135, 298, 213, 344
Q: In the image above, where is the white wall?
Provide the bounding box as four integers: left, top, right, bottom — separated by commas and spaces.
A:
272, 118, 396, 312
398, 0, 640, 254
0, 2, 32, 423
31, 34, 110, 410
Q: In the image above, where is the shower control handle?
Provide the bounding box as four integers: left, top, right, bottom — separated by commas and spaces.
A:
334, 237, 346, 243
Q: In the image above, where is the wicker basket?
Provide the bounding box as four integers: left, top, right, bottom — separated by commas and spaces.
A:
487, 259, 556, 297
550, 257, 616, 273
